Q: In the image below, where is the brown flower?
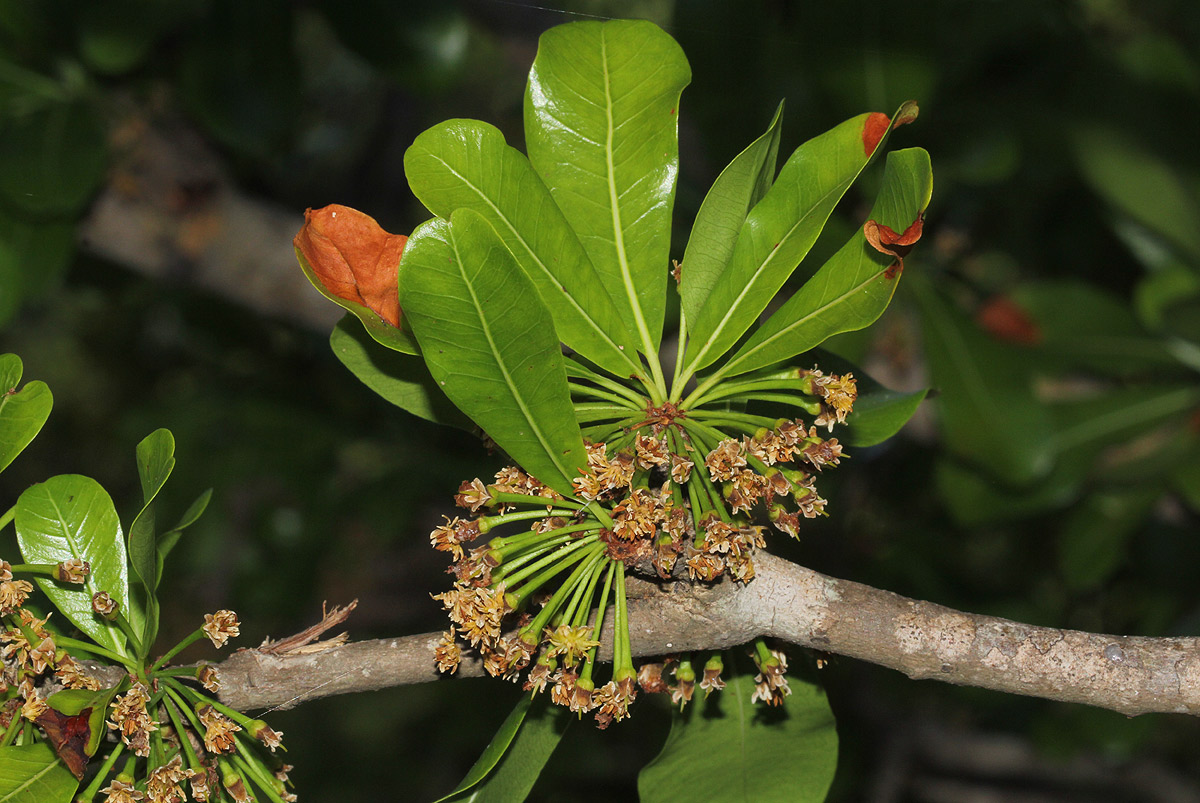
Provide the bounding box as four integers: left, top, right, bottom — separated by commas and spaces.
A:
202, 610, 240, 648
293, 204, 406, 327
198, 665, 221, 693
107, 684, 158, 756
0, 578, 34, 615
100, 779, 144, 803
198, 705, 241, 753
54, 558, 90, 584
434, 630, 461, 674
92, 591, 118, 618
146, 755, 193, 803
454, 478, 493, 512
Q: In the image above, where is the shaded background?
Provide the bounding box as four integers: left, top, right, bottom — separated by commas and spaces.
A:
2, 0, 1200, 799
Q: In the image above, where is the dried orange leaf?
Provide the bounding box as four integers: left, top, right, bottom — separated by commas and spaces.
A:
293, 204, 406, 327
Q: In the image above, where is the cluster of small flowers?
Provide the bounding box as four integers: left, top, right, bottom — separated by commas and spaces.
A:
2, 558, 102, 726
426, 368, 853, 725
0, 558, 292, 803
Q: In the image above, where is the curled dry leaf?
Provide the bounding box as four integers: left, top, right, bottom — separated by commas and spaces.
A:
863, 215, 925, 278
293, 205, 406, 327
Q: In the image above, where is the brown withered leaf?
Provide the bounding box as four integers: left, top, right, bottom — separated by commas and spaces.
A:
863, 215, 925, 278
35, 707, 92, 779
294, 205, 406, 327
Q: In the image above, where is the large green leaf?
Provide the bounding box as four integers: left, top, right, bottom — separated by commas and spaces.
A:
524, 20, 691, 357
404, 119, 643, 380
718, 147, 932, 379
681, 105, 911, 377
0, 743, 78, 803
329, 314, 472, 431
680, 101, 785, 325
438, 697, 569, 803
14, 475, 129, 655
399, 210, 586, 495
638, 673, 838, 803
912, 278, 1054, 484
844, 385, 929, 449
0, 354, 52, 474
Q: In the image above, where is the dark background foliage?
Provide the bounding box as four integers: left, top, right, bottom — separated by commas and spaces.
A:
2, 0, 1199, 799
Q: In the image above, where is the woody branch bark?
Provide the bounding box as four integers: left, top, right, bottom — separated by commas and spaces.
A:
213, 551, 1200, 717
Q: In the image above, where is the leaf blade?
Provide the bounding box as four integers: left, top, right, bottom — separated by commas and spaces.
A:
399, 210, 586, 495
14, 475, 130, 654
719, 147, 932, 378
680, 101, 785, 325
0, 743, 78, 803
683, 105, 913, 376
405, 119, 643, 379
638, 673, 837, 803
524, 19, 691, 356
330, 314, 473, 431
0, 354, 53, 474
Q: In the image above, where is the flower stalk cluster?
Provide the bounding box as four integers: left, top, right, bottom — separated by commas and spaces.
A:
0, 556, 290, 802
431, 363, 856, 723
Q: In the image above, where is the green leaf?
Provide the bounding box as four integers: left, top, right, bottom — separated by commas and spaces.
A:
432, 695, 528, 802
128, 428, 175, 593
680, 101, 785, 325
639, 673, 838, 803
14, 475, 129, 655
682, 105, 911, 378
438, 697, 569, 803
0, 743, 78, 803
935, 385, 1200, 524
0, 354, 52, 474
718, 147, 932, 379
330, 314, 473, 431
524, 20, 691, 357
400, 210, 586, 495
127, 428, 174, 653
845, 386, 929, 449
404, 119, 643, 379
295, 246, 420, 356
912, 277, 1054, 484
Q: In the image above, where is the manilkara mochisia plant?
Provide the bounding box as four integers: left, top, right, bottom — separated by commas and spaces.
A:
295, 18, 930, 802
0, 353, 291, 802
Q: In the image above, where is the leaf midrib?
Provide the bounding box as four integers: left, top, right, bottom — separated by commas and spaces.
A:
601, 29, 656, 360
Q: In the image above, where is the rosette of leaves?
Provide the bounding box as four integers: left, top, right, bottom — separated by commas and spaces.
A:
295, 19, 931, 802
0, 354, 289, 803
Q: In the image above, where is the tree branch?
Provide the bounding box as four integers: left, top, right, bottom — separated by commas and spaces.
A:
214, 552, 1200, 717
